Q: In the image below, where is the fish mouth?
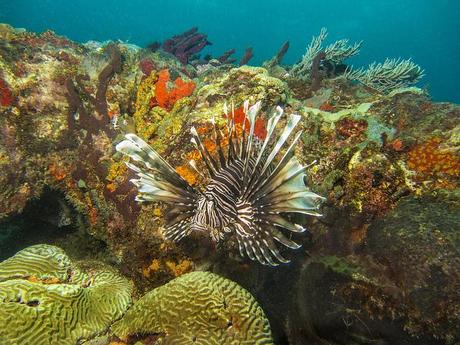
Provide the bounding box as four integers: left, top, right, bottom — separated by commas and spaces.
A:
190, 223, 225, 243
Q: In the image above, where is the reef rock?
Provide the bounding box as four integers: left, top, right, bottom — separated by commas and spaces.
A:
366, 193, 460, 342
288, 192, 460, 344
0, 244, 133, 345
111, 271, 273, 344
194, 65, 288, 120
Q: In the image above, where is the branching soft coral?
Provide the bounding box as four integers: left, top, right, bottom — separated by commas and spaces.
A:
150, 69, 195, 111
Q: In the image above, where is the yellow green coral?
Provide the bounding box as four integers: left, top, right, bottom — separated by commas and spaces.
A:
150, 98, 190, 152
134, 104, 166, 141
106, 160, 128, 182
132, 75, 191, 153
111, 271, 273, 345
132, 71, 159, 138
0, 245, 132, 345
0, 244, 74, 282
194, 66, 287, 121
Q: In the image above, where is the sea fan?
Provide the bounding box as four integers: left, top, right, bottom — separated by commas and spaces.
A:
116, 101, 324, 266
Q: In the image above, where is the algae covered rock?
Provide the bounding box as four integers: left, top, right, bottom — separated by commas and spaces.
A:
366, 194, 460, 342
0, 244, 133, 345
288, 194, 460, 344
193, 65, 287, 120
111, 270, 273, 345
289, 256, 423, 345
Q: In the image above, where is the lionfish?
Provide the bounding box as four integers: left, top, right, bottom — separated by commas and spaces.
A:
116, 101, 324, 266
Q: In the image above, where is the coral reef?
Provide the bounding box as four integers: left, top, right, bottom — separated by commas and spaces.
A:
111, 271, 273, 344
288, 193, 460, 344
0, 24, 458, 344
0, 244, 132, 345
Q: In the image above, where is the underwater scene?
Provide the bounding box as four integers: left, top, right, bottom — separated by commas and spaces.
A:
0, 1, 459, 344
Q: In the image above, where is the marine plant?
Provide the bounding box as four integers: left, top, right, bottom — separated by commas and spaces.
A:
116, 101, 324, 266
291, 28, 424, 93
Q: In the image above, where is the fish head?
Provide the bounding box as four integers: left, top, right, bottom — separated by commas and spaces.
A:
190, 191, 233, 243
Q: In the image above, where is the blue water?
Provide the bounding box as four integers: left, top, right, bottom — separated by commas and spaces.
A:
1, 0, 459, 103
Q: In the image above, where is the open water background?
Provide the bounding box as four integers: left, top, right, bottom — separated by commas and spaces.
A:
1, 0, 459, 102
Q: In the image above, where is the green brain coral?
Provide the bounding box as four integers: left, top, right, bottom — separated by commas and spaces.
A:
0, 244, 132, 345
0, 244, 76, 282
111, 271, 273, 345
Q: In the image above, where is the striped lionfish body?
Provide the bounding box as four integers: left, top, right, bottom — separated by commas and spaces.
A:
116, 101, 324, 266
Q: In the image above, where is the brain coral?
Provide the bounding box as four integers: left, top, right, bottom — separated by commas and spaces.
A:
0, 244, 132, 345
111, 271, 273, 345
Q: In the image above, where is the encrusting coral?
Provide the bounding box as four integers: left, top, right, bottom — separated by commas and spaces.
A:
407, 137, 460, 177
0, 77, 13, 106
0, 244, 133, 345
111, 271, 273, 345
195, 65, 287, 119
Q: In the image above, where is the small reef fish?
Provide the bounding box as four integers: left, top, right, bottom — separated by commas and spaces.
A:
116, 101, 324, 266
